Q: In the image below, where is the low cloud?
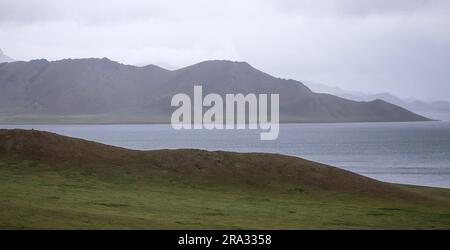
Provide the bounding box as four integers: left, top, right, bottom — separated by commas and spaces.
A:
0, 0, 449, 101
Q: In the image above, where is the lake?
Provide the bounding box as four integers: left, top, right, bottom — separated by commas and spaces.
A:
1, 122, 449, 188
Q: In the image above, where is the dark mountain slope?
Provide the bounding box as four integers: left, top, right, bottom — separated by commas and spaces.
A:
0, 58, 430, 122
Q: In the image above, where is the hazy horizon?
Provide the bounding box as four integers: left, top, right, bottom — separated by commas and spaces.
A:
1, 0, 450, 102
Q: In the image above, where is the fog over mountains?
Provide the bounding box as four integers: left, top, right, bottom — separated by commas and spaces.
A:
0, 49, 15, 63
306, 82, 450, 121
0, 58, 430, 123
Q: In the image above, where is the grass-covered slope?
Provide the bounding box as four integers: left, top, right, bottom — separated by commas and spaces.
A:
0, 129, 449, 229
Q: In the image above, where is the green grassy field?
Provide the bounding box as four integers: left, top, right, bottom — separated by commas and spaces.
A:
0, 129, 449, 229
1, 157, 449, 229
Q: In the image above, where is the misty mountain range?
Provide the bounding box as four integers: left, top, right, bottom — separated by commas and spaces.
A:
0, 57, 430, 123
0, 49, 15, 63
306, 82, 450, 121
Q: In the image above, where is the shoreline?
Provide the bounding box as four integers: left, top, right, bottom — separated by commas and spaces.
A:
0, 119, 441, 125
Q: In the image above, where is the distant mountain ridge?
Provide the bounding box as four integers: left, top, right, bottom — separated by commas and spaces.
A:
0, 58, 430, 123
0, 49, 15, 63
306, 81, 450, 121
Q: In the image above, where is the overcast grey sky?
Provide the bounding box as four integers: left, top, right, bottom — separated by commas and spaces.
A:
1, 0, 449, 101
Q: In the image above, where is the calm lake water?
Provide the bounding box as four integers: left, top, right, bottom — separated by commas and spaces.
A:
1, 122, 450, 188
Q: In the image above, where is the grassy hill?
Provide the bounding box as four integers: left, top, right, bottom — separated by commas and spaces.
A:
0, 129, 449, 229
